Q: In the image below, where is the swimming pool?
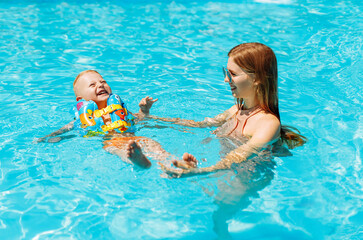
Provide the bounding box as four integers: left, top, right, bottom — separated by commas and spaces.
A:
0, 0, 362, 239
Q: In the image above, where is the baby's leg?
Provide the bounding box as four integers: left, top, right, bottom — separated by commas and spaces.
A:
125, 140, 151, 168
103, 136, 173, 169
135, 137, 173, 162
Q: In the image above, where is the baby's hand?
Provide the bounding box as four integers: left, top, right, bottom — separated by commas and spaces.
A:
139, 96, 158, 115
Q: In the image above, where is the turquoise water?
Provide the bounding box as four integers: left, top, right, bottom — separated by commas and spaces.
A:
1, 0, 362, 239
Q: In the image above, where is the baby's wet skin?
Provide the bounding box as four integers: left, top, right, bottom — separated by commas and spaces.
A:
126, 140, 151, 169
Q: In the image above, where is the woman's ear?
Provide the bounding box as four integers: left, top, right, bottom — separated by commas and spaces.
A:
250, 74, 258, 85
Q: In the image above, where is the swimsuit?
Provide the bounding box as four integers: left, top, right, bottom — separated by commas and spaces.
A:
213, 106, 263, 139
228, 107, 263, 137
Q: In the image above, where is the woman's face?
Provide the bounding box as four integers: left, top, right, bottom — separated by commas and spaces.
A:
224, 58, 256, 99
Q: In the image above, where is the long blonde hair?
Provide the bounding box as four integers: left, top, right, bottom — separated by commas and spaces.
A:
228, 43, 306, 149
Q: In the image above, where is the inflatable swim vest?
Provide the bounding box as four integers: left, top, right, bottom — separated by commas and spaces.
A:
74, 94, 135, 137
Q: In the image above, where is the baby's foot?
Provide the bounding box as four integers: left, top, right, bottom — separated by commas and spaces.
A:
126, 140, 151, 169
182, 153, 198, 167
172, 153, 198, 169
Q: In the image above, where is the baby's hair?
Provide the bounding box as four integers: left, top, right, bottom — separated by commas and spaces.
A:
73, 70, 101, 87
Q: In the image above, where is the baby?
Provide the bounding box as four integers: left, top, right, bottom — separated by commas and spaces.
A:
38, 70, 171, 169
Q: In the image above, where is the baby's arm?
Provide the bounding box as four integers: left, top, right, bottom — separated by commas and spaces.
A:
35, 120, 75, 143
139, 96, 158, 116
132, 96, 158, 122
148, 105, 237, 128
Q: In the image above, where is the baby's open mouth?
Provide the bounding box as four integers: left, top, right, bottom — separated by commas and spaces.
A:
97, 90, 108, 96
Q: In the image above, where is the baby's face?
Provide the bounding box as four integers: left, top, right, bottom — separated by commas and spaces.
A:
74, 72, 112, 104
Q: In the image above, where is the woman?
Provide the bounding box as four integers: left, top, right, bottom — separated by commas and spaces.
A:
156, 42, 306, 177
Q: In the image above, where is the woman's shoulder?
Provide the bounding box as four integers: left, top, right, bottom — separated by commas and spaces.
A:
250, 111, 281, 144
258, 111, 280, 128
226, 104, 239, 115
259, 111, 280, 123
215, 105, 238, 120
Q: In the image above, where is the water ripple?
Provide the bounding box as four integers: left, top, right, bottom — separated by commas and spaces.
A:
0, 0, 362, 239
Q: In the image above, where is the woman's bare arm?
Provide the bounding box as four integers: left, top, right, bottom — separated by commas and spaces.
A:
148, 105, 237, 128
160, 142, 256, 178
160, 114, 281, 178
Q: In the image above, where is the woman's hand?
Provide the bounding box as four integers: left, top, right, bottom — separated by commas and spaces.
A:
159, 153, 199, 178
139, 96, 158, 115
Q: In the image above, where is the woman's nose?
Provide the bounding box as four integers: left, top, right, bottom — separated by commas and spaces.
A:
224, 75, 230, 83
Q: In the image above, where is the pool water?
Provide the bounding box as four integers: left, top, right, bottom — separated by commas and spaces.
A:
0, 0, 362, 239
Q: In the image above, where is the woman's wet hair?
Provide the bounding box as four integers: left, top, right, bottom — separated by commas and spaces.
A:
229, 43, 306, 149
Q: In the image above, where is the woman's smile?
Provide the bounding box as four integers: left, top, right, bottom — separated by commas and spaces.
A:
230, 84, 237, 91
